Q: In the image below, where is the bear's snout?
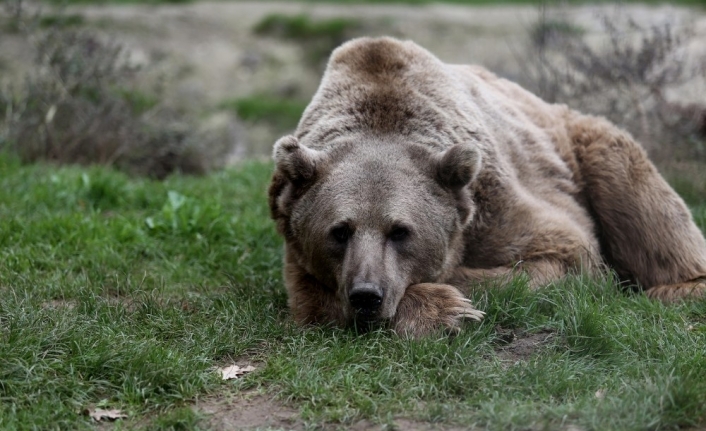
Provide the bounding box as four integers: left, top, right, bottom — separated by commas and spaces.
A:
349, 282, 383, 320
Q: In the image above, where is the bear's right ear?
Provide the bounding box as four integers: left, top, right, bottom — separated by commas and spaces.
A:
273, 135, 326, 186
269, 136, 327, 235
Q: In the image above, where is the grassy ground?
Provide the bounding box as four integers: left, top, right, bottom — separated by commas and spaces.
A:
2, 151, 706, 430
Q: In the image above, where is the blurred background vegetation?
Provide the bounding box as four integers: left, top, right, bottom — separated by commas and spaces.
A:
1, 0, 705, 186
31, 0, 706, 5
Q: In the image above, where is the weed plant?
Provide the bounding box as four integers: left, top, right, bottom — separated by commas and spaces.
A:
1, 152, 705, 429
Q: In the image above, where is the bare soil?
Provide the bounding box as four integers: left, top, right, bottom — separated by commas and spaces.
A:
196, 391, 304, 431
495, 329, 555, 363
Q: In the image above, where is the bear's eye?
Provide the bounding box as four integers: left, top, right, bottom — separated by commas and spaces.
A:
330, 225, 352, 244
389, 226, 410, 242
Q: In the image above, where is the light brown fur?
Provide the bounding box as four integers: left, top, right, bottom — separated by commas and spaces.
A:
268, 37, 706, 337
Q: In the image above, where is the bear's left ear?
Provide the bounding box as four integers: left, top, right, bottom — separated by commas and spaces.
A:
273, 135, 327, 186
434, 143, 482, 190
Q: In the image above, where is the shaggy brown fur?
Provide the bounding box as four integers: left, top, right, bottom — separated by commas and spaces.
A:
268, 37, 706, 338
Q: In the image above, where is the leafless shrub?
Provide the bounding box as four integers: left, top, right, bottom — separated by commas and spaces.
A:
0, 9, 235, 178
525, 6, 706, 160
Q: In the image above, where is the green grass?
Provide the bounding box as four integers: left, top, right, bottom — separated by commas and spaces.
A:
38, 14, 86, 28
254, 14, 359, 41
2, 151, 706, 429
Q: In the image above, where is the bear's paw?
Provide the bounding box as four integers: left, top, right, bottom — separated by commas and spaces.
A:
391, 283, 485, 338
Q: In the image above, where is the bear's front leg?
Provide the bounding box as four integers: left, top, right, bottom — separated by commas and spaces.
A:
391, 283, 485, 338
448, 260, 573, 291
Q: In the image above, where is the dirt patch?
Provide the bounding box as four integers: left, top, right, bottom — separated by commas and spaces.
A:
197, 394, 480, 431
196, 391, 303, 431
349, 418, 475, 431
495, 329, 555, 363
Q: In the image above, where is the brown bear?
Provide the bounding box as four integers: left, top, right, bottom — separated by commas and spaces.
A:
268, 37, 706, 338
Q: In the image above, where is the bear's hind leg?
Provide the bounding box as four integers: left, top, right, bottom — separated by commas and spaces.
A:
645, 279, 706, 303
570, 114, 706, 301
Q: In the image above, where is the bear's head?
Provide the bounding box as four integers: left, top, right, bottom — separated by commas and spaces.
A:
269, 133, 482, 327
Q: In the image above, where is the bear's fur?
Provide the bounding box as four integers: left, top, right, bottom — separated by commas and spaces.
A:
268, 37, 706, 338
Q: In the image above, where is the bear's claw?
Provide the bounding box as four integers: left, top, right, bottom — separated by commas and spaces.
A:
455, 306, 485, 321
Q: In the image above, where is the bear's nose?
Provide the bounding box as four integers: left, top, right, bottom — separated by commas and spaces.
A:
349, 283, 383, 318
